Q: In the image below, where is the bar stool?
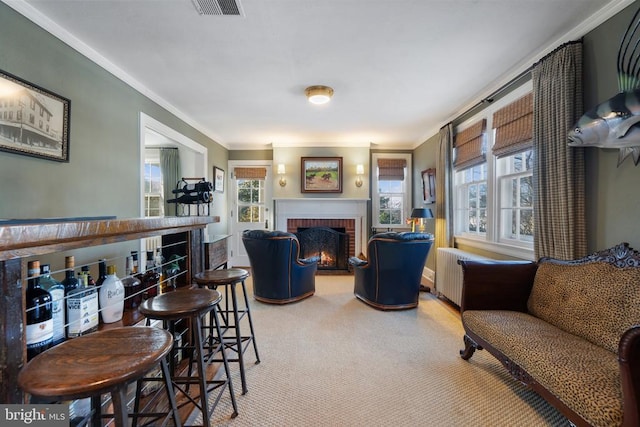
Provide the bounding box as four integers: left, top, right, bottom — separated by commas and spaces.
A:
17, 327, 180, 427
193, 268, 260, 395
139, 288, 238, 427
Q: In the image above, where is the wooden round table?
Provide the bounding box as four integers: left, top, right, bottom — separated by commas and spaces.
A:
17, 326, 179, 427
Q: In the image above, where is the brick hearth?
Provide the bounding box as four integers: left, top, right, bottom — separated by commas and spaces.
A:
287, 218, 356, 259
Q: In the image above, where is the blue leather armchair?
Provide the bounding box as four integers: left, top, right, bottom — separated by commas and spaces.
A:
349, 232, 433, 310
242, 230, 319, 304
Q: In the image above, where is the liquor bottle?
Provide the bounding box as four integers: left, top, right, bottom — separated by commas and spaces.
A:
25, 260, 53, 360
131, 251, 139, 274
122, 255, 142, 309
82, 265, 95, 286
61, 256, 79, 295
141, 251, 159, 299
66, 257, 99, 338
38, 263, 66, 346
99, 265, 125, 323
95, 259, 107, 288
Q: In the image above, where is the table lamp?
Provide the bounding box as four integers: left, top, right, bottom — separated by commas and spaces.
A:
410, 208, 434, 232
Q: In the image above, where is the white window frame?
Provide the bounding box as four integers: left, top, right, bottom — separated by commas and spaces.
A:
371, 152, 412, 230
453, 82, 535, 260
143, 149, 164, 217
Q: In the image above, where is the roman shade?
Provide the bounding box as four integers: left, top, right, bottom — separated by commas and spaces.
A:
454, 119, 486, 170
377, 158, 407, 181
234, 167, 267, 179
492, 92, 533, 158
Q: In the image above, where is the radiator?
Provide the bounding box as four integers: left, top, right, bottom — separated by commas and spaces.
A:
436, 248, 488, 306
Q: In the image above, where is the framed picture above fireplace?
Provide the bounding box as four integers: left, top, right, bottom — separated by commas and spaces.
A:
301, 157, 343, 193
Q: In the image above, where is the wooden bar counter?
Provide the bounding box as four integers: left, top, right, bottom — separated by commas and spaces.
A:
0, 216, 218, 404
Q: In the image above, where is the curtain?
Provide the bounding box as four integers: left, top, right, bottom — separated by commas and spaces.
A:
160, 148, 180, 217
453, 119, 486, 170
532, 40, 586, 260
435, 123, 454, 256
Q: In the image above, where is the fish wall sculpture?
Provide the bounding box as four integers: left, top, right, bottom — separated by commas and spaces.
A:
568, 6, 640, 166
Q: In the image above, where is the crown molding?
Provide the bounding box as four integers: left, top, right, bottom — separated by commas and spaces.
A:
1, 0, 228, 149
420, 0, 636, 143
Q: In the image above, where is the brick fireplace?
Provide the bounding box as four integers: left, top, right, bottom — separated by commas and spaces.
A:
275, 198, 368, 259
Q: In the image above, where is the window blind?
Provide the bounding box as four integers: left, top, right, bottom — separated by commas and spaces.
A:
492, 92, 533, 158
377, 158, 407, 181
454, 119, 486, 170
234, 167, 267, 179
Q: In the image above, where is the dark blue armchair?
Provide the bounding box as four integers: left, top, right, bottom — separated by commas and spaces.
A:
349, 232, 433, 310
242, 230, 319, 304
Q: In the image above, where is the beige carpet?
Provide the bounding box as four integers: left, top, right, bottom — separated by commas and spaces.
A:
193, 275, 568, 427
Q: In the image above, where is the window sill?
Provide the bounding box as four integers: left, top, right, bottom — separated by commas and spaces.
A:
454, 236, 535, 261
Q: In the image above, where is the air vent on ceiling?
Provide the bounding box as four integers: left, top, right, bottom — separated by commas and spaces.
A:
191, 0, 245, 16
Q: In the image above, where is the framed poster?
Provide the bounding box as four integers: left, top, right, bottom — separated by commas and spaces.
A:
0, 69, 70, 162
421, 168, 436, 203
214, 166, 225, 193
301, 157, 343, 193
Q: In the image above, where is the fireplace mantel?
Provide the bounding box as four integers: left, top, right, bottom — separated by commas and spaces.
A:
274, 198, 369, 256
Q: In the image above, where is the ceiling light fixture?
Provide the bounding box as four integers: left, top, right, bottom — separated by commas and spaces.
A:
305, 85, 334, 105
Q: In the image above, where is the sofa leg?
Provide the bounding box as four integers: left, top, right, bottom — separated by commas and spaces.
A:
460, 334, 481, 360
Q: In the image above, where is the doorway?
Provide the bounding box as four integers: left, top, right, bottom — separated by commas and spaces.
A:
228, 161, 273, 267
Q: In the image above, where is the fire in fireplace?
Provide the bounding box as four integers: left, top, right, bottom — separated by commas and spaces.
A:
295, 226, 349, 272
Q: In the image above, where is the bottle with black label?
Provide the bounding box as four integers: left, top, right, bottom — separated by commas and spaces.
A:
26, 260, 53, 360
38, 263, 65, 346
66, 257, 99, 338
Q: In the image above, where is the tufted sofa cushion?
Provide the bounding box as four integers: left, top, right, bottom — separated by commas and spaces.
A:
462, 310, 622, 427
527, 261, 640, 354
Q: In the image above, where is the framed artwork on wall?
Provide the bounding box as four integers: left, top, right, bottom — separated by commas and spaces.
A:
422, 168, 436, 203
301, 157, 343, 193
214, 166, 225, 193
0, 69, 70, 162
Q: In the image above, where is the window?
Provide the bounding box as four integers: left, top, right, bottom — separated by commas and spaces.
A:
453, 82, 533, 257
372, 153, 412, 230
144, 152, 163, 217
497, 150, 534, 243
237, 179, 265, 223
234, 167, 267, 224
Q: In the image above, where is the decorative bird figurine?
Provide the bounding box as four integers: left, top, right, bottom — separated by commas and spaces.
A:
568, 6, 640, 166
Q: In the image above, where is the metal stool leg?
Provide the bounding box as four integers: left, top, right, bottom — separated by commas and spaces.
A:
229, 281, 248, 395
240, 279, 260, 363
212, 304, 238, 417
193, 315, 211, 427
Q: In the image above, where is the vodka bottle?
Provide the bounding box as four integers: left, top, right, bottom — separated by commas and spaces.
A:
38, 263, 66, 346
26, 260, 53, 360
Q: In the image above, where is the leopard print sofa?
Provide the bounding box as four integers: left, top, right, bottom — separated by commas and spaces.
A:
458, 243, 640, 427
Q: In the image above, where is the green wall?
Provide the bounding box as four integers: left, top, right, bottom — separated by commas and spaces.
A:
0, 3, 227, 228
583, 2, 640, 252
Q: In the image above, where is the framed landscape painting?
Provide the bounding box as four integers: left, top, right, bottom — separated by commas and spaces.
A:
301, 157, 342, 193
0, 69, 70, 162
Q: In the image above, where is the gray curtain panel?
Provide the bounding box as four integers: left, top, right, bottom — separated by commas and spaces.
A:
435, 122, 454, 254
532, 41, 587, 260
160, 148, 181, 217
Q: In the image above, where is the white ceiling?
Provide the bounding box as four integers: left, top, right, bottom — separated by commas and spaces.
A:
4, 0, 633, 150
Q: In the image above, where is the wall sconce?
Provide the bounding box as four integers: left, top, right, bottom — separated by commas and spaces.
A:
277, 164, 286, 187
355, 164, 364, 187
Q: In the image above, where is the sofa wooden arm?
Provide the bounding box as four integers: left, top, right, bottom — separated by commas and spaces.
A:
619, 325, 640, 427
459, 260, 538, 313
